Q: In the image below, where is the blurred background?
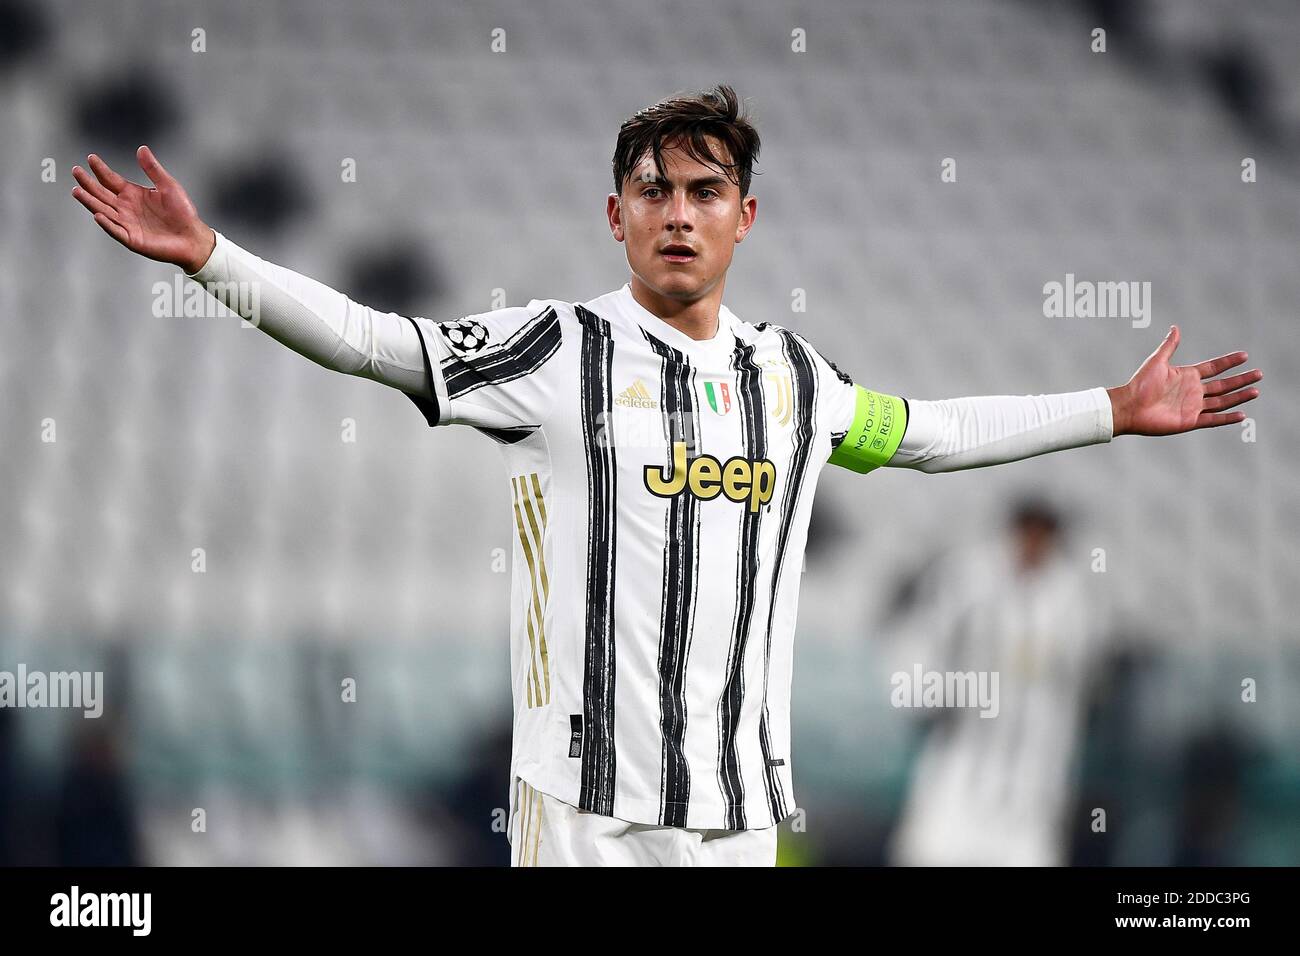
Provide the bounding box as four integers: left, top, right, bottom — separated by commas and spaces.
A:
1, 0, 1297, 865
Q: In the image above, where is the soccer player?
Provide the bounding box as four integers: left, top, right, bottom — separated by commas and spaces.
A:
884, 499, 1115, 867
71, 85, 1262, 867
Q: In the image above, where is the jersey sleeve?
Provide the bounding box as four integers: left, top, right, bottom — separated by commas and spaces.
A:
797, 334, 910, 475
406, 301, 564, 431
887, 389, 1113, 473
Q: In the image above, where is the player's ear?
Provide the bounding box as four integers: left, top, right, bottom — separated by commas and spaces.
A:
735, 193, 757, 243
607, 193, 625, 241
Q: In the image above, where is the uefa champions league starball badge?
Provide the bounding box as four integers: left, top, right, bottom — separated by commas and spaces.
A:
437, 319, 491, 355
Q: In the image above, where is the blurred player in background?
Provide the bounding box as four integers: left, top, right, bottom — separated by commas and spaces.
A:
886, 498, 1113, 866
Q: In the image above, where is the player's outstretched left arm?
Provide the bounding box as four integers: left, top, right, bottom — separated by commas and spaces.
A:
1104, 325, 1261, 436
826, 327, 1263, 475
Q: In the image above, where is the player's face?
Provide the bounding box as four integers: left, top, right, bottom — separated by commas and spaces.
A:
607, 137, 756, 303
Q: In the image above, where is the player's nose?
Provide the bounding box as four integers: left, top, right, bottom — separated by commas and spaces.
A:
664, 192, 694, 228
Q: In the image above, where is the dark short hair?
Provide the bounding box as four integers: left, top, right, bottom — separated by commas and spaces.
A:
1009, 495, 1063, 536
612, 84, 761, 198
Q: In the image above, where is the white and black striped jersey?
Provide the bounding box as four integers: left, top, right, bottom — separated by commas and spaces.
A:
404, 284, 896, 830
187, 231, 1115, 833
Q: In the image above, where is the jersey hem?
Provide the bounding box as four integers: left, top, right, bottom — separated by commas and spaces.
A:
515, 768, 790, 832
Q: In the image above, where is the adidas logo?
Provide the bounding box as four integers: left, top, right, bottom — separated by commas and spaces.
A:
615, 379, 658, 409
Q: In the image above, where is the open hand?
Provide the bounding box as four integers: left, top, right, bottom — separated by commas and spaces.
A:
1107, 325, 1262, 436
71, 146, 214, 273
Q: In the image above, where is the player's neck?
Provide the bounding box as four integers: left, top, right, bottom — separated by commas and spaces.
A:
628, 274, 723, 342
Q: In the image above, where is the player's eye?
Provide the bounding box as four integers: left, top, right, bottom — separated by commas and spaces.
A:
697, 189, 717, 200
642, 187, 662, 198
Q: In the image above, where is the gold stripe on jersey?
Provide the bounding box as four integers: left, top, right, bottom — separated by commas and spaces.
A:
514, 777, 526, 866
530, 785, 543, 866
515, 779, 544, 867
512, 474, 551, 707
520, 475, 551, 702
519, 780, 528, 867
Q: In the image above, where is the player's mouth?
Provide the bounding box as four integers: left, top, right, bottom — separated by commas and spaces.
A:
659, 243, 698, 264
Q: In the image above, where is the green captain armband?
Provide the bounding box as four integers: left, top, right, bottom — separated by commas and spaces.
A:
827, 385, 908, 474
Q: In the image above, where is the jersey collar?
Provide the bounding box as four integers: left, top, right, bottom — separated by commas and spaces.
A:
613, 283, 735, 362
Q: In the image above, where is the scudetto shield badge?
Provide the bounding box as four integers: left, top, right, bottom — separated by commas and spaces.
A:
703, 380, 732, 415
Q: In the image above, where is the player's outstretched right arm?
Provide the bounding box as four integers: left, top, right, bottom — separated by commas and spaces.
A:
71, 146, 430, 398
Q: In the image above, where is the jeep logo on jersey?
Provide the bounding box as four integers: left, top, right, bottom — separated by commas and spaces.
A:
437, 319, 490, 355
644, 441, 776, 513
